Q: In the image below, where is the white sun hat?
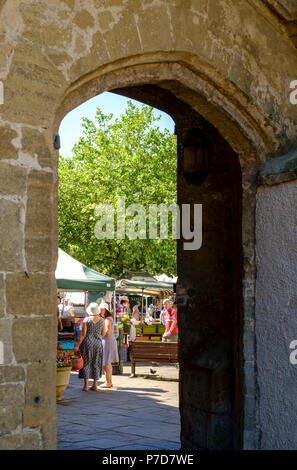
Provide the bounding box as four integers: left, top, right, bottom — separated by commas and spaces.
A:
86, 302, 100, 316
99, 301, 110, 312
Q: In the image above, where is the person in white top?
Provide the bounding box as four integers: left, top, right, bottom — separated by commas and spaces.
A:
99, 302, 119, 388
58, 301, 64, 316
59, 299, 71, 317
131, 302, 140, 321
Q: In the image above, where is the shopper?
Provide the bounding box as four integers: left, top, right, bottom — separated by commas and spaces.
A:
74, 302, 105, 391
159, 306, 166, 325
68, 306, 75, 317
100, 302, 119, 388
58, 298, 71, 317
58, 298, 64, 317
131, 301, 141, 321
162, 299, 178, 342
57, 296, 63, 331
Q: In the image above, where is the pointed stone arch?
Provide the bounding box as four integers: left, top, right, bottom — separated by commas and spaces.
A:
52, 56, 269, 449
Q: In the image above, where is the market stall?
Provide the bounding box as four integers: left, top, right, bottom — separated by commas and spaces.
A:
56, 249, 117, 361
115, 270, 176, 354
56, 248, 115, 296
116, 270, 175, 316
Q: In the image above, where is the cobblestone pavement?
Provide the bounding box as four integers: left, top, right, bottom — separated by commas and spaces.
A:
57, 363, 180, 450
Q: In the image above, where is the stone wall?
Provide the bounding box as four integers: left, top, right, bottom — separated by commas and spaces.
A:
255, 179, 297, 449
0, 0, 296, 449
0, 156, 58, 449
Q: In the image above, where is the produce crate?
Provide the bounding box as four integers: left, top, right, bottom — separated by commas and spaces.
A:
123, 323, 131, 334
136, 336, 149, 341
142, 325, 157, 335
157, 324, 165, 334
59, 340, 76, 350
135, 325, 142, 335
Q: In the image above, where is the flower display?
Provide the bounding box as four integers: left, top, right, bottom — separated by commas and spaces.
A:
57, 344, 72, 368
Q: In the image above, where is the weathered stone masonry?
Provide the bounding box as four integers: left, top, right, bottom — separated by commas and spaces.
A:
0, 0, 296, 449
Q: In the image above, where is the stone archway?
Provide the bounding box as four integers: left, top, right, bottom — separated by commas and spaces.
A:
0, 0, 296, 451
53, 60, 266, 449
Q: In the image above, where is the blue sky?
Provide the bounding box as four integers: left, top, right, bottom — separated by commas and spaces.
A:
59, 91, 175, 158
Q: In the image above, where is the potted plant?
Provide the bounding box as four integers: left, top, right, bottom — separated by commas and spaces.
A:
56, 343, 72, 401
119, 314, 132, 334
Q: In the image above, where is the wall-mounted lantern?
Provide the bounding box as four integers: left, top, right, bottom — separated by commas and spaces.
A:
182, 141, 210, 174
53, 134, 61, 150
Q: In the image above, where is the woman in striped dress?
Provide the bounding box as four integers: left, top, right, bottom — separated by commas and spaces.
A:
74, 302, 105, 391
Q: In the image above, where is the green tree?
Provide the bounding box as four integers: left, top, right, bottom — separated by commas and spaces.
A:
58, 101, 177, 278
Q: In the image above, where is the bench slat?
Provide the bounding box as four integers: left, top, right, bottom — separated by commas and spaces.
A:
132, 352, 177, 356
131, 348, 177, 353
132, 354, 178, 359
132, 345, 177, 350
130, 340, 179, 377
131, 358, 178, 364
132, 343, 177, 350
132, 341, 177, 345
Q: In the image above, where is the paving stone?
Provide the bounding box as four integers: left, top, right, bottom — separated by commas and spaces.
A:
58, 364, 180, 450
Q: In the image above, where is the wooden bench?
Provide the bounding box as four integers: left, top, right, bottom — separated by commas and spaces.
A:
130, 340, 178, 377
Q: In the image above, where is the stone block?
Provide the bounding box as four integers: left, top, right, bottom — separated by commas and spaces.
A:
0, 163, 27, 197
0, 383, 24, 407
25, 170, 57, 273
20, 5, 72, 49
41, 416, 57, 450
26, 170, 54, 238
183, 366, 231, 415
21, 127, 55, 170
130, 4, 172, 53
13, 317, 56, 363
23, 402, 56, 436
22, 429, 42, 450
73, 10, 94, 29
0, 319, 13, 364
0, 433, 23, 450
68, 37, 109, 81
93, 0, 124, 7
0, 406, 23, 434
0, 199, 23, 271
6, 273, 56, 316
25, 237, 55, 273
98, 10, 114, 31
0, 125, 19, 160
0, 274, 4, 318
26, 362, 56, 397
182, 366, 211, 411
23, 361, 56, 428
208, 412, 233, 450
23, 405, 55, 430
0, 365, 25, 384
181, 406, 208, 449
63, 0, 75, 9
46, 49, 72, 69
1, 41, 65, 126
98, 6, 142, 61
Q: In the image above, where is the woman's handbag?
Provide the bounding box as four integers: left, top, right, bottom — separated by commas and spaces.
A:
71, 352, 84, 371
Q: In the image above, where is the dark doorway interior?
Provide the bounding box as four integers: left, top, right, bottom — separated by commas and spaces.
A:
113, 84, 243, 449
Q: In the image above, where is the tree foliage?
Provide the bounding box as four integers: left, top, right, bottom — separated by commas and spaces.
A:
58, 101, 177, 278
